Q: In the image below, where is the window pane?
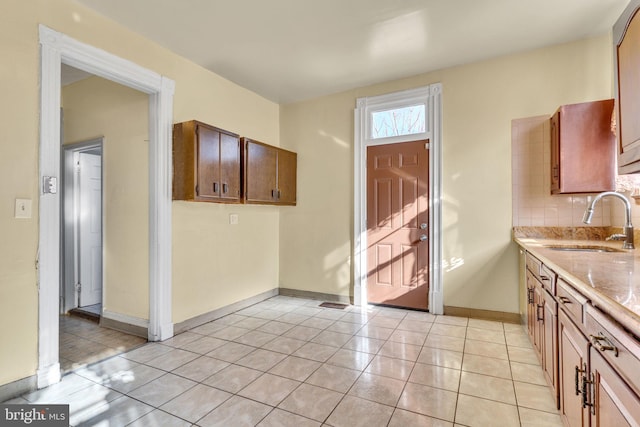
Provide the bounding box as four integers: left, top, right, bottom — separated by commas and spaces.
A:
371, 104, 425, 139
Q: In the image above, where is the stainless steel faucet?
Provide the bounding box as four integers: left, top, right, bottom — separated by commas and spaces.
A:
582, 191, 635, 249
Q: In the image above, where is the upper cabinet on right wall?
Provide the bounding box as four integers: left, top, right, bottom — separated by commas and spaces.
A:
615, 0, 640, 174
550, 99, 616, 194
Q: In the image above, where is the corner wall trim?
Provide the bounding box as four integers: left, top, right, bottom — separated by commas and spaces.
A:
278, 288, 353, 305
173, 288, 279, 334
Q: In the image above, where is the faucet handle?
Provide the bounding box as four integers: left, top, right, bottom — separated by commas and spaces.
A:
606, 234, 627, 241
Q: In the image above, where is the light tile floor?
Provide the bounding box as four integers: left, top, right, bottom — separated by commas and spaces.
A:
59, 315, 147, 372
4, 296, 563, 426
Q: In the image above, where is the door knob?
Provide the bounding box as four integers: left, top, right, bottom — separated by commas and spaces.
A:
420, 223, 427, 230
419, 234, 427, 242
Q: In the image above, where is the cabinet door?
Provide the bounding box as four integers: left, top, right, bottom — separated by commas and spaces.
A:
543, 289, 559, 408
590, 349, 640, 426
526, 270, 537, 347
219, 132, 241, 201
533, 281, 544, 361
615, 3, 640, 173
550, 112, 560, 192
559, 310, 589, 427
196, 125, 221, 200
245, 140, 277, 203
277, 148, 297, 205
552, 100, 615, 194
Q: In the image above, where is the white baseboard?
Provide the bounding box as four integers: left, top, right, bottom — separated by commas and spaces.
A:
101, 310, 149, 338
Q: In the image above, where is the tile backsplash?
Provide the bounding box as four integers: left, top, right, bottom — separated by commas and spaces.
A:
511, 115, 612, 227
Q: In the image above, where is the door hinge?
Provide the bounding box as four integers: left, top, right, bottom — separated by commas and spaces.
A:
425, 143, 430, 149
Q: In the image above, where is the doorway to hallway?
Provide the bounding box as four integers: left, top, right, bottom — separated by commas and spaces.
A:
62, 140, 103, 316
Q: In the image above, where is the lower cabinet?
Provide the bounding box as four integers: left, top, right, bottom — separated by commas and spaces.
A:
555, 289, 640, 427
522, 249, 640, 426
525, 266, 558, 406
542, 289, 558, 400
589, 349, 640, 426
558, 309, 590, 427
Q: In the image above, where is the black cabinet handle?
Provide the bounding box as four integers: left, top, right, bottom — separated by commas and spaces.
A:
574, 364, 585, 396
222, 183, 228, 194
213, 182, 219, 193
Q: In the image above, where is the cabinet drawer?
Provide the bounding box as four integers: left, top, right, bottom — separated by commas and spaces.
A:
585, 305, 640, 396
557, 279, 588, 326
526, 253, 542, 277
525, 253, 556, 294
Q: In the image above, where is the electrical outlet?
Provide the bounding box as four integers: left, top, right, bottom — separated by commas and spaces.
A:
15, 198, 32, 219
229, 213, 239, 225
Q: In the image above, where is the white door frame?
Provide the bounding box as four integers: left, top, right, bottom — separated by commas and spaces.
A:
353, 84, 443, 314
61, 139, 104, 314
38, 25, 175, 388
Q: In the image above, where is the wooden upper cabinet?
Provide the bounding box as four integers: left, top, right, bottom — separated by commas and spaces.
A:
276, 148, 297, 205
615, 0, 640, 174
173, 120, 242, 203
243, 137, 297, 205
550, 99, 616, 194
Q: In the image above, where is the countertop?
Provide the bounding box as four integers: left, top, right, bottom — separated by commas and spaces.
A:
514, 236, 640, 336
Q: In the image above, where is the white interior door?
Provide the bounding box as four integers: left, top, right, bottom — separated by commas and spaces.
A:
78, 152, 102, 307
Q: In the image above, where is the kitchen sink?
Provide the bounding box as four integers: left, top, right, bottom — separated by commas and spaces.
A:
544, 245, 625, 253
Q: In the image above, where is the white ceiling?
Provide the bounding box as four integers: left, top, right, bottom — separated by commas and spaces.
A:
75, 0, 630, 104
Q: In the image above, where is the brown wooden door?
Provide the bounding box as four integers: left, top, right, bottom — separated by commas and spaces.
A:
197, 125, 221, 200
558, 310, 589, 427
366, 140, 429, 310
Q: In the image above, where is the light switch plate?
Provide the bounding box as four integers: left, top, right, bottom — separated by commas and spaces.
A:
15, 198, 32, 219
229, 213, 239, 225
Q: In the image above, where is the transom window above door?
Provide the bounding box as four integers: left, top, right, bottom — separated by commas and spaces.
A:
363, 86, 431, 144
370, 104, 425, 139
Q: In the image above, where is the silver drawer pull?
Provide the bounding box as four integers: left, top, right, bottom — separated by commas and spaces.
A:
589, 334, 619, 357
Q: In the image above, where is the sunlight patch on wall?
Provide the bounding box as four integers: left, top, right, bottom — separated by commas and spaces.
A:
318, 129, 350, 149
443, 256, 465, 272
323, 241, 351, 290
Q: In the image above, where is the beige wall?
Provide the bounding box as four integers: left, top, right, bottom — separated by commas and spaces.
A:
279, 35, 614, 314
0, 0, 279, 386
63, 76, 150, 320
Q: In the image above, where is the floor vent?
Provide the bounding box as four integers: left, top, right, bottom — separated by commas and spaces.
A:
319, 302, 348, 310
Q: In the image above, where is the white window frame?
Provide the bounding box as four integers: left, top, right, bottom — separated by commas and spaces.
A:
38, 25, 174, 388
353, 84, 443, 314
